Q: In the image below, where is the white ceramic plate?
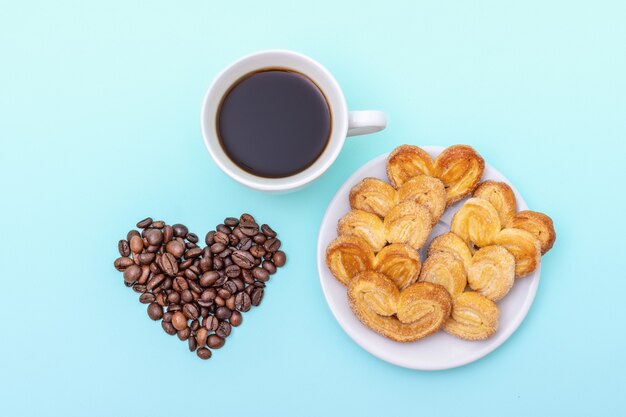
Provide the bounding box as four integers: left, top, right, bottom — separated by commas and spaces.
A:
316, 146, 540, 370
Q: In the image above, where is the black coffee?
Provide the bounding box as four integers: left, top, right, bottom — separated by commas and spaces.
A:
217, 69, 331, 178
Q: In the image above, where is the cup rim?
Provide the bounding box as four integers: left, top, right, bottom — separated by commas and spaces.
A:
200, 49, 348, 192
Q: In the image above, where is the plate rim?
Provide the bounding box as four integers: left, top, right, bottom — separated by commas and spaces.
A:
316, 146, 541, 371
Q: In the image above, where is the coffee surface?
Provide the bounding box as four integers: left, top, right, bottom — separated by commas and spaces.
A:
217, 70, 331, 178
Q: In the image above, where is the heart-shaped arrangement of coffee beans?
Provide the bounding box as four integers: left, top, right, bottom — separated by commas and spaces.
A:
113, 214, 286, 360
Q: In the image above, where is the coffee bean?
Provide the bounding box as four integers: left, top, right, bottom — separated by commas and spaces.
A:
167, 291, 181, 304
114, 256, 135, 271
207, 334, 225, 349
253, 233, 266, 244
216, 224, 231, 235
136, 252, 155, 265
160, 253, 178, 276
118, 240, 130, 257
232, 227, 245, 240
215, 306, 232, 320
216, 321, 232, 338
177, 327, 191, 341
127, 229, 140, 242
172, 224, 188, 237
232, 250, 255, 269
162, 311, 174, 322
139, 293, 155, 304
123, 264, 142, 283
162, 320, 177, 335
163, 225, 173, 243
133, 284, 147, 293
190, 319, 200, 332
151, 220, 165, 229
225, 265, 241, 278
147, 303, 163, 320
240, 224, 259, 237
156, 292, 167, 306
261, 224, 277, 238
252, 267, 269, 282
205, 231, 216, 246
196, 328, 208, 348
146, 274, 165, 291
199, 256, 212, 273
188, 280, 202, 294
186, 232, 199, 243
263, 238, 281, 252
218, 248, 232, 258
213, 231, 229, 245
188, 335, 197, 352
200, 306, 209, 318
171, 312, 188, 331
167, 304, 182, 312
224, 217, 239, 227
199, 271, 218, 288
144, 229, 163, 246
173, 276, 189, 292
185, 247, 203, 259
242, 269, 254, 284
235, 292, 251, 312
197, 347, 212, 360
179, 258, 193, 270
204, 316, 219, 331
273, 251, 286, 267
210, 243, 225, 254
230, 310, 243, 327
136, 217, 153, 229
183, 303, 199, 320
129, 236, 143, 254
251, 287, 264, 306
250, 245, 266, 258
262, 260, 277, 275
165, 240, 185, 258
213, 257, 224, 271
223, 281, 238, 295
240, 213, 255, 224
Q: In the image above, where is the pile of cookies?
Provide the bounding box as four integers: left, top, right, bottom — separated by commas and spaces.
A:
326, 144, 555, 342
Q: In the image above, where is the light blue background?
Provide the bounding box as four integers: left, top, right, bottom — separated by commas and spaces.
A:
1, 1, 625, 416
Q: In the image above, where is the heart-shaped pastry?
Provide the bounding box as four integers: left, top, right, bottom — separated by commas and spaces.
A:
383, 200, 432, 250
473, 180, 517, 225
444, 291, 499, 341
348, 271, 452, 342
419, 251, 467, 298
493, 228, 541, 277
507, 210, 556, 254
349, 177, 398, 218
325, 235, 375, 286
433, 145, 485, 206
451, 197, 502, 248
467, 245, 515, 301
386, 145, 435, 188
397, 174, 446, 225
427, 232, 473, 271
337, 209, 386, 252
374, 243, 421, 290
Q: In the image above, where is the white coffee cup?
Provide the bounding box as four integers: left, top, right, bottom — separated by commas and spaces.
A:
200, 50, 386, 192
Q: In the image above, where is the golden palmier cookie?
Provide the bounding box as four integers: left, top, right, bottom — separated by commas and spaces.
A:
348, 272, 452, 342
434, 145, 485, 206
450, 198, 501, 248
383, 200, 433, 251
397, 175, 446, 225
427, 232, 473, 272
473, 180, 517, 225
493, 228, 541, 277
467, 245, 515, 301
418, 251, 467, 299
325, 235, 375, 286
444, 291, 499, 341
374, 243, 422, 290
337, 209, 386, 252
349, 177, 399, 218
507, 210, 556, 254
386, 145, 435, 188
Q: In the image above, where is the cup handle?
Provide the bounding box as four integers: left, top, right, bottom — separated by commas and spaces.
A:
347, 110, 387, 137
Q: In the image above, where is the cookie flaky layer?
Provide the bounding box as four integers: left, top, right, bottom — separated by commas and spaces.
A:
374, 243, 422, 290
493, 228, 541, 277
383, 200, 433, 250
397, 175, 447, 225
427, 232, 473, 272
337, 209, 386, 252
348, 272, 452, 342
419, 251, 467, 299
349, 177, 399, 218
451, 198, 501, 248
507, 210, 556, 254
444, 291, 499, 340
467, 245, 515, 301
325, 235, 375, 286
386, 145, 435, 188
473, 180, 517, 226
433, 145, 485, 206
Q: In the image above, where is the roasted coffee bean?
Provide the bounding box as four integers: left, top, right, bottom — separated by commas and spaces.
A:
183, 303, 199, 320
212, 257, 224, 270
147, 303, 163, 320
217, 288, 231, 300
199, 256, 212, 273
204, 315, 219, 331
151, 220, 165, 229
218, 248, 232, 258
231, 278, 244, 292
123, 264, 142, 283
197, 348, 212, 360
144, 228, 163, 246
201, 289, 217, 302
240, 224, 259, 237
216, 321, 232, 338
235, 292, 251, 312
261, 224, 277, 238
136, 217, 153, 229
213, 274, 228, 287
215, 306, 232, 320
171, 312, 188, 331
225, 295, 235, 310
240, 213, 255, 224
118, 240, 130, 257
138, 265, 151, 284
210, 242, 226, 254
230, 310, 243, 327
162, 311, 174, 323
196, 328, 208, 348
252, 267, 269, 282
162, 320, 177, 335
229, 234, 240, 246
250, 245, 266, 258
216, 224, 231, 235
129, 235, 144, 253
253, 233, 266, 244
167, 291, 181, 304
146, 274, 164, 291
136, 252, 155, 265
263, 238, 281, 252
185, 241, 197, 250
183, 269, 197, 281
200, 306, 209, 318
179, 259, 193, 270
251, 287, 264, 306
232, 250, 255, 269
232, 227, 245, 240
156, 292, 167, 307
273, 251, 286, 267
173, 276, 189, 292
262, 260, 277, 275
149, 262, 161, 274
114, 256, 135, 271
145, 245, 160, 253
242, 269, 254, 284
213, 231, 229, 245
172, 224, 188, 237
224, 217, 239, 227
207, 334, 225, 349
205, 231, 216, 246
188, 280, 202, 294
139, 293, 155, 304
186, 232, 199, 243
160, 253, 179, 276
167, 304, 182, 312
133, 284, 147, 293
165, 240, 185, 258
225, 265, 241, 278
127, 229, 141, 242
190, 319, 200, 332
200, 271, 219, 287
163, 225, 173, 243
177, 327, 191, 341
162, 277, 173, 290
188, 335, 197, 352
185, 247, 203, 259
223, 280, 237, 295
